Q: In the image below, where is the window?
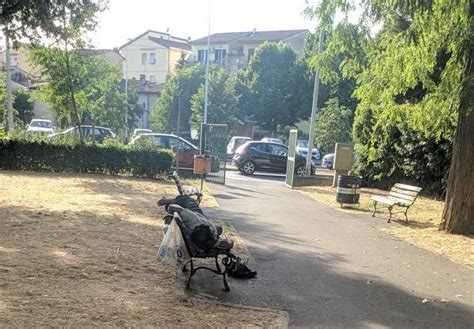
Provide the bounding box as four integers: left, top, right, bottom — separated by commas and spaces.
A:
247, 48, 255, 62
169, 137, 192, 151
214, 49, 227, 62
149, 53, 156, 64
139, 74, 146, 81
269, 144, 288, 157
197, 49, 208, 62
149, 75, 156, 83
141, 53, 147, 65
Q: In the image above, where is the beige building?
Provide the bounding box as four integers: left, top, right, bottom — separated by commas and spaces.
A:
190, 29, 308, 74
118, 30, 191, 128
119, 30, 191, 84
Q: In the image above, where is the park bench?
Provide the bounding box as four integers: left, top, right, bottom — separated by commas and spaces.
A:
371, 183, 422, 223
166, 207, 234, 291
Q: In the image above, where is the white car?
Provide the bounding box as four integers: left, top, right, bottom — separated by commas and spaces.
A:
227, 136, 252, 156
261, 137, 284, 144
27, 119, 55, 135
296, 140, 321, 164
131, 128, 152, 140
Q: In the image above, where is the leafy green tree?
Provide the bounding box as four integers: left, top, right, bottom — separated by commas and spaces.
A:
307, 0, 473, 234
0, 1, 106, 43
150, 64, 206, 133
190, 67, 239, 128
30, 47, 134, 139
242, 42, 313, 135
13, 89, 34, 126
315, 98, 353, 154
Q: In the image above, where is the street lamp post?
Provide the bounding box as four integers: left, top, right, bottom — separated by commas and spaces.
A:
5, 28, 14, 131
305, 30, 325, 176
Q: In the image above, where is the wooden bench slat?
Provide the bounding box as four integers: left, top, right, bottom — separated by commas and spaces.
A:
388, 196, 413, 206
371, 195, 396, 206
389, 191, 416, 202
394, 183, 422, 192
391, 187, 419, 197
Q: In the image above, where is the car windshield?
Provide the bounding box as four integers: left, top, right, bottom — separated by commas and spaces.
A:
31, 120, 52, 128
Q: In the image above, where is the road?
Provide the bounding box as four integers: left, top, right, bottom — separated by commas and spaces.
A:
195, 171, 474, 328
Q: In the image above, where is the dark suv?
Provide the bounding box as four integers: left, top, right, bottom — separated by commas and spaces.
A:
233, 141, 314, 175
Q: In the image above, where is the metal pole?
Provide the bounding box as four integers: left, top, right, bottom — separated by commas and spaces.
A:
203, 0, 211, 124
5, 30, 14, 131
176, 95, 181, 174
305, 30, 325, 176
124, 54, 129, 143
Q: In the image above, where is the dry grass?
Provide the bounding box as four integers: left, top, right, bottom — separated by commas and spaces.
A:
298, 186, 474, 268
0, 171, 280, 327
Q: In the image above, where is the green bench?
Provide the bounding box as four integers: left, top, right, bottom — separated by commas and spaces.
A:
371, 183, 422, 223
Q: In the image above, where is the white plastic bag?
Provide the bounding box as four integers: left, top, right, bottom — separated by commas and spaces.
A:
157, 216, 191, 267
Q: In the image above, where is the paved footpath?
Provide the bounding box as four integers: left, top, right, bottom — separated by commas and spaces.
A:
193, 171, 474, 328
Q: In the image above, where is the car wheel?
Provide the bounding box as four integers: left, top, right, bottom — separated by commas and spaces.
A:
295, 165, 307, 176
241, 160, 256, 175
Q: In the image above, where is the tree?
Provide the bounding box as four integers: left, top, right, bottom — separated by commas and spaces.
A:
315, 98, 353, 154
0, 1, 106, 43
190, 67, 239, 128
242, 42, 313, 135
30, 47, 134, 138
13, 89, 34, 126
150, 64, 206, 133
307, 0, 473, 234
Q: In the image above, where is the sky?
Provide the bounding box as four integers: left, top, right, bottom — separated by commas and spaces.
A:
90, 0, 318, 49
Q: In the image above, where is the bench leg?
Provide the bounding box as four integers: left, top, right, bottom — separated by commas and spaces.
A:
387, 206, 393, 223
372, 201, 377, 217
404, 207, 409, 223
215, 256, 221, 273
186, 259, 195, 289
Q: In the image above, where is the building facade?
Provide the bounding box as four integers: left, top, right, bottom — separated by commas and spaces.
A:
119, 30, 191, 128
190, 29, 308, 74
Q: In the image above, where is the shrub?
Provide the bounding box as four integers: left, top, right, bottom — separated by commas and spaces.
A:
0, 136, 173, 178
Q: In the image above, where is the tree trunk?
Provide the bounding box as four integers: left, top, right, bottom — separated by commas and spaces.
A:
440, 20, 474, 234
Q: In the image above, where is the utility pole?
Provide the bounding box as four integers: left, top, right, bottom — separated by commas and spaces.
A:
305, 30, 325, 176
5, 28, 14, 131
124, 54, 129, 143
176, 95, 181, 174
203, 0, 211, 125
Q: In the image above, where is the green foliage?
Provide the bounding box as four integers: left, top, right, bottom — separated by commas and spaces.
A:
150, 64, 206, 133
13, 89, 34, 126
190, 67, 239, 129
306, 0, 472, 197
238, 42, 313, 134
0, 135, 173, 178
315, 98, 353, 154
30, 47, 134, 135
1, 1, 107, 44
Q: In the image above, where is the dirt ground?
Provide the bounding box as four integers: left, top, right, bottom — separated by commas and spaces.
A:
298, 186, 473, 268
0, 171, 280, 327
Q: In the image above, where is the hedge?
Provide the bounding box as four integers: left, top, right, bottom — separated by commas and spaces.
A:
0, 137, 173, 178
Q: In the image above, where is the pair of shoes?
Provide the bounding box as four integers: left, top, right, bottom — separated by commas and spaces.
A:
227, 257, 257, 279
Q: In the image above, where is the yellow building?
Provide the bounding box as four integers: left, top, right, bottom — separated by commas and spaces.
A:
119, 30, 191, 84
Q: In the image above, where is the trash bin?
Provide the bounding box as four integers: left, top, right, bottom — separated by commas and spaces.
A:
336, 175, 362, 205
193, 155, 211, 174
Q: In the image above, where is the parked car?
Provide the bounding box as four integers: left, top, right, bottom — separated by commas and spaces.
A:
261, 137, 284, 144
48, 125, 115, 142
322, 153, 334, 169
227, 136, 252, 157
295, 140, 321, 165
131, 128, 152, 140
130, 133, 199, 168
233, 141, 315, 176
27, 119, 55, 135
